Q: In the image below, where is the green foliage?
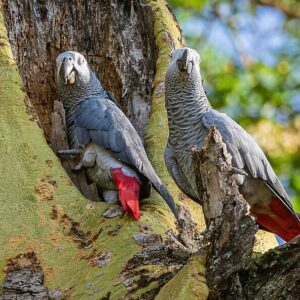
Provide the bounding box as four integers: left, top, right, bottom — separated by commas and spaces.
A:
169, 0, 207, 10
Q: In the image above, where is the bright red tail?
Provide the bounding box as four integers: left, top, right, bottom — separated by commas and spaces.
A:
256, 197, 300, 242
111, 168, 141, 220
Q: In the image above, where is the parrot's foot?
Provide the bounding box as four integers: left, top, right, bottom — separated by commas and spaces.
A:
230, 167, 248, 176
71, 162, 83, 171
81, 147, 97, 168
103, 190, 119, 204
57, 148, 82, 159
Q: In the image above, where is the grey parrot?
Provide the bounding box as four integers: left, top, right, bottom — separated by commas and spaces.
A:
55, 51, 178, 220
164, 47, 300, 241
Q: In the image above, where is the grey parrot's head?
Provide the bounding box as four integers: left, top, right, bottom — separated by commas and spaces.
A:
166, 48, 201, 83
56, 51, 91, 86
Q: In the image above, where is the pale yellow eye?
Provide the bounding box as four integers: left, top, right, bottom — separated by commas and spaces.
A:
78, 57, 85, 65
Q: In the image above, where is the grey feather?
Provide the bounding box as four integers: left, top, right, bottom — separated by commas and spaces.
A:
201, 109, 296, 214
164, 146, 199, 201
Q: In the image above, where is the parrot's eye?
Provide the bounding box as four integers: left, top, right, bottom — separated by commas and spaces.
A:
78, 58, 85, 65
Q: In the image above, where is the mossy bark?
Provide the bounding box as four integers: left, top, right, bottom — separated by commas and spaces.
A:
0, 1, 277, 299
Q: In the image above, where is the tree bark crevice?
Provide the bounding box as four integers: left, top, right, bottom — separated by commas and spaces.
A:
1, 1, 292, 299
3, 0, 157, 141
3, 0, 158, 199
191, 128, 300, 299
0, 2, 205, 299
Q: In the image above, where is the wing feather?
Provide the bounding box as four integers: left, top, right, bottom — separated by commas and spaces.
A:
202, 109, 296, 215
74, 95, 178, 218
75, 96, 161, 184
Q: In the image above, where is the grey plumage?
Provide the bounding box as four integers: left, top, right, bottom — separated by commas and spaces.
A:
165, 48, 210, 202
164, 47, 298, 221
56, 51, 178, 219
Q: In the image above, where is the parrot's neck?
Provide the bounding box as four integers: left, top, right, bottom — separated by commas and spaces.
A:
59, 72, 104, 110
165, 77, 211, 129
57, 72, 104, 148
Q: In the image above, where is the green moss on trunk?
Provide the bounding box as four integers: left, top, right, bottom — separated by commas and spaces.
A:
0, 1, 277, 298
0, 7, 175, 299
156, 257, 208, 300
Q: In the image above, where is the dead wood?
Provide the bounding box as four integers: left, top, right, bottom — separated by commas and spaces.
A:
191, 127, 300, 299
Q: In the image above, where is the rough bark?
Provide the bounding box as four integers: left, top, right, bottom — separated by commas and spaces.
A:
0, 252, 49, 300
191, 128, 300, 299
0, 0, 283, 299
3, 0, 156, 141
243, 237, 300, 299
0, 1, 207, 299
192, 128, 257, 299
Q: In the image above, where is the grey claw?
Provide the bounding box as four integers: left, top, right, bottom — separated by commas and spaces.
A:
230, 167, 248, 176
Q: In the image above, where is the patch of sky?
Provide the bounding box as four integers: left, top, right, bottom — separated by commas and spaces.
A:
275, 108, 290, 124
179, 2, 294, 67
290, 93, 300, 113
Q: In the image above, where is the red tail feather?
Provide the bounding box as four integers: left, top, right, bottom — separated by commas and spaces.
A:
111, 168, 141, 220
256, 197, 300, 242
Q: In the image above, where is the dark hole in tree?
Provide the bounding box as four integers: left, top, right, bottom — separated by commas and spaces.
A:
3, 0, 157, 199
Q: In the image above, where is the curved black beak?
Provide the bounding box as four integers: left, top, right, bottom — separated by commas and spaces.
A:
60, 57, 76, 84
177, 49, 193, 74
181, 49, 188, 64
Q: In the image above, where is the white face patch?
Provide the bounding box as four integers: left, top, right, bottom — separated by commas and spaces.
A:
170, 48, 201, 65
166, 47, 202, 82
55, 51, 90, 85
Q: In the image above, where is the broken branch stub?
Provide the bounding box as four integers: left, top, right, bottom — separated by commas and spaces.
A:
50, 101, 99, 200
192, 127, 257, 299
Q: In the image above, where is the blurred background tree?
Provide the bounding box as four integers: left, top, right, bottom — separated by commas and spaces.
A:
169, 0, 300, 211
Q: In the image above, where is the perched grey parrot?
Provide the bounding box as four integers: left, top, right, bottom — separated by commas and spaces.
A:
55, 51, 178, 220
164, 47, 300, 241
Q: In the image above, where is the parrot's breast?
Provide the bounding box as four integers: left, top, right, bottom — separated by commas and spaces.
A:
166, 99, 207, 197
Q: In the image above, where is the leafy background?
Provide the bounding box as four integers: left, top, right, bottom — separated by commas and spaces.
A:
169, 0, 300, 211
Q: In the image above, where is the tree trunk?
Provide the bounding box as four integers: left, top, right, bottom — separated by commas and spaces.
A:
191, 128, 300, 299
0, 1, 279, 299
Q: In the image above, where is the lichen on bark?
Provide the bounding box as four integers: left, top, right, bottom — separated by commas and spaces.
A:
0, 1, 283, 299
0, 1, 205, 299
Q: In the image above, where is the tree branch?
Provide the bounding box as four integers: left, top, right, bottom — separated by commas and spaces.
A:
257, 0, 300, 19
243, 236, 300, 299
192, 127, 300, 299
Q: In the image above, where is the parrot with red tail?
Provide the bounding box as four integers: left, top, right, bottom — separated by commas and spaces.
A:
164, 48, 300, 241
55, 51, 178, 221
